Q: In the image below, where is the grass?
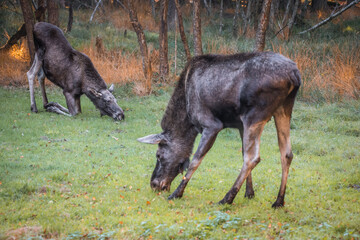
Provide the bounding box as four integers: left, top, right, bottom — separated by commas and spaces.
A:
0, 86, 359, 239
0, 4, 359, 238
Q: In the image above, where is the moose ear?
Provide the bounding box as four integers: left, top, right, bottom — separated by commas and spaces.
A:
90, 88, 102, 98
108, 84, 114, 93
137, 134, 164, 144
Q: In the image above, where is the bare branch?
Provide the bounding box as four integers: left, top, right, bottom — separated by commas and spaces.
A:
74, 0, 94, 10
116, 0, 128, 12
89, 0, 103, 23
298, 0, 360, 34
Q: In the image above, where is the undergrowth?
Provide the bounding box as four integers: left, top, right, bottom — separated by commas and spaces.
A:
1, 3, 359, 101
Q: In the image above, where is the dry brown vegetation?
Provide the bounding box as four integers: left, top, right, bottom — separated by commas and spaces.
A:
0, 40, 29, 87
0, 3, 359, 101
274, 42, 360, 101
83, 42, 144, 83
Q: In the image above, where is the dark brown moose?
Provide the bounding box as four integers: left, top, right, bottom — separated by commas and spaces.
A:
138, 52, 301, 208
27, 22, 124, 121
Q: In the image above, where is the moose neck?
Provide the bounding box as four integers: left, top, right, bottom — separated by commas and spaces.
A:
161, 73, 198, 157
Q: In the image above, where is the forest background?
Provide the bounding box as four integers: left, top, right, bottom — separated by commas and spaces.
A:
0, 0, 359, 101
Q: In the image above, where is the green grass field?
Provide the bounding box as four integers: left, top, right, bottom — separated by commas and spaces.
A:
0, 86, 359, 239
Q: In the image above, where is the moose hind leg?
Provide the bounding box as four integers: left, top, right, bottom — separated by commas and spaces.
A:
27, 53, 42, 113
43, 82, 71, 116
272, 106, 293, 208
239, 128, 255, 199
219, 121, 266, 204
45, 102, 71, 116
244, 174, 255, 198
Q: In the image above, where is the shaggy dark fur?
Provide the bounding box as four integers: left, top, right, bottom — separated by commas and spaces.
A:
27, 22, 124, 120
139, 51, 301, 208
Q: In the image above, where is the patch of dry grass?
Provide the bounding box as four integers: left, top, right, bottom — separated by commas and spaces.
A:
273, 42, 360, 102
82, 39, 160, 95
82, 42, 144, 84
0, 41, 29, 86
205, 39, 238, 55
101, 1, 158, 32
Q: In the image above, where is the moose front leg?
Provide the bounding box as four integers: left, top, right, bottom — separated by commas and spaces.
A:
168, 121, 223, 200
44, 91, 77, 117
45, 102, 71, 116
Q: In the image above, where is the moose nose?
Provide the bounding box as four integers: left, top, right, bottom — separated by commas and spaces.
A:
114, 111, 125, 121
150, 179, 160, 190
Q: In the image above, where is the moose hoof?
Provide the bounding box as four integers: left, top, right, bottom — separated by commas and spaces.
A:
218, 198, 233, 205
168, 191, 182, 200
31, 105, 38, 113
271, 201, 284, 209
244, 192, 255, 199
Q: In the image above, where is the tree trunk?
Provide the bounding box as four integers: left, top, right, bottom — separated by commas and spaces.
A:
159, 0, 169, 81
299, 0, 309, 21
219, 0, 224, 34
174, 0, 191, 61
282, 0, 292, 26
232, 0, 241, 37
37, 0, 46, 21
255, 0, 272, 52
168, 0, 176, 30
286, 0, 299, 39
243, 0, 253, 35
151, 0, 156, 20
47, 0, 59, 26
253, 0, 262, 32
203, 0, 211, 15
270, 0, 279, 25
67, 0, 73, 32
311, 0, 329, 12
193, 0, 202, 56
19, 0, 36, 63
126, 0, 152, 93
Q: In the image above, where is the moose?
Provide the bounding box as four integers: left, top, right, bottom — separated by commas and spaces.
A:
26, 22, 124, 121
138, 52, 301, 207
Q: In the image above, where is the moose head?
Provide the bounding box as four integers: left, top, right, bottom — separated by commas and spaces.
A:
88, 84, 125, 121
137, 133, 191, 191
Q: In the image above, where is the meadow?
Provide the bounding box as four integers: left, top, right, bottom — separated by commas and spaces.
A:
0, 2, 360, 239
0, 87, 359, 239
